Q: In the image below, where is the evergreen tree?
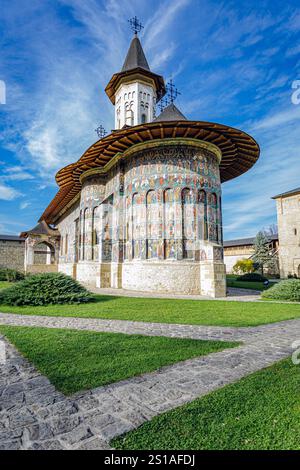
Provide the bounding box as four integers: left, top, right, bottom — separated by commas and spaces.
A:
252, 231, 276, 275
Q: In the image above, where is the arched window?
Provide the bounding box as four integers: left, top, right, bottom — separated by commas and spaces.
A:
198, 190, 208, 241
116, 107, 121, 129
164, 189, 176, 259
147, 190, 159, 259
182, 188, 195, 259
125, 104, 134, 125
141, 113, 147, 123
33, 242, 55, 265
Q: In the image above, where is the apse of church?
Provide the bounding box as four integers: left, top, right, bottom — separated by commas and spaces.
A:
22, 17, 260, 298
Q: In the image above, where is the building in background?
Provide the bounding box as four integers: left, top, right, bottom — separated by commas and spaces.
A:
273, 187, 300, 278
20, 20, 260, 297
224, 235, 279, 273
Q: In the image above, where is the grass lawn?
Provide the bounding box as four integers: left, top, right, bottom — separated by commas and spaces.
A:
1, 295, 300, 327
0, 325, 236, 395
226, 276, 272, 291
113, 358, 300, 450
227, 280, 269, 291
0, 281, 13, 289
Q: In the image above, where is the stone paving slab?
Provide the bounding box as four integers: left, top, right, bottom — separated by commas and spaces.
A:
1, 313, 300, 450
87, 286, 262, 302
0, 312, 257, 342
1, 312, 300, 345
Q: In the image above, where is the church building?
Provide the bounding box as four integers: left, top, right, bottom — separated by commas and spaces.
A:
22, 18, 260, 297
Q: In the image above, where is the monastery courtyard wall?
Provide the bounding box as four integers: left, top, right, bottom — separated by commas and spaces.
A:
0, 238, 25, 271
275, 192, 300, 278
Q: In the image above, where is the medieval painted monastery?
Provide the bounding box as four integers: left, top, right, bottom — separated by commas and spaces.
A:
21, 20, 260, 297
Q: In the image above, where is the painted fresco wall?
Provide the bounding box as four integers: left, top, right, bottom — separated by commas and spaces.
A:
55, 142, 225, 296
123, 145, 222, 262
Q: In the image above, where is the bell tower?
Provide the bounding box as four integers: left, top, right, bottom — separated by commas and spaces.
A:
105, 17, 166, 129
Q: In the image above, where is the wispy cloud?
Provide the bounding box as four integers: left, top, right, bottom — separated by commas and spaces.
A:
252, 105, 300, 130
19, 201, 30, 210
0, 0, 300, 238
1, 165, 34, 182
144, 0, 190, 51
0, 183, 21, 201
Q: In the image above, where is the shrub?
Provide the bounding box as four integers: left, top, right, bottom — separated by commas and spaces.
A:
0, 267, 25, 282
0, 272, 94, 306
237, 272, 268, 282
261, 279, 300, 302
232, 259, 255, 275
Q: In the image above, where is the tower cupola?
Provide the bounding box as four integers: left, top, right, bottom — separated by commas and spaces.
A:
105, 17, 166, 129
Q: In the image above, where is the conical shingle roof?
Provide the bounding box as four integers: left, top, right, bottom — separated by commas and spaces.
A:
154, 103, 187, 122
121, 34, 150, 72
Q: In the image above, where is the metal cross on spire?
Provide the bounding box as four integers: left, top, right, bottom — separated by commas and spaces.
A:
128, 16, 144, 35
166, 78, 181, 104
158, 92, 167, 113
95, 125, 106, 139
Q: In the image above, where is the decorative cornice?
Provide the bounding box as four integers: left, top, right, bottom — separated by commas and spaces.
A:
79, 138, 222, 185
39, 120, 260, 224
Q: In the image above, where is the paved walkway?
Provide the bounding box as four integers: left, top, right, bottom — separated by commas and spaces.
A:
1, 313, 300, 450
88, 286, 262, 302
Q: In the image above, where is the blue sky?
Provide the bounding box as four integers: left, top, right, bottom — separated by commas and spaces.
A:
0, 0, 300, 239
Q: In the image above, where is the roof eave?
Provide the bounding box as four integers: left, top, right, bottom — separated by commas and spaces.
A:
105, 68, 166, 104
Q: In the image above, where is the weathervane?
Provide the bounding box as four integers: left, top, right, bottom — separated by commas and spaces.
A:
95, 125, 106, 139
166, 78, 181, 104
128, 16, 144, 35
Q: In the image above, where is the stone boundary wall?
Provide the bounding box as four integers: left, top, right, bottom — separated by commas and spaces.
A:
0, 239, 25, 271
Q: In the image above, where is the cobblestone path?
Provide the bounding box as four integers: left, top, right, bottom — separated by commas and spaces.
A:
1, 312, 300, 450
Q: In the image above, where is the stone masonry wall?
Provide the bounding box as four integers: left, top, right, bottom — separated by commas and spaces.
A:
0, 239, 25, 271
276, 193, 300, 277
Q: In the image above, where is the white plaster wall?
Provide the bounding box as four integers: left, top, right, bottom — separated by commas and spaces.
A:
122, 261, 201, 294
115, 80, 155, 129
76, 262, 98, 286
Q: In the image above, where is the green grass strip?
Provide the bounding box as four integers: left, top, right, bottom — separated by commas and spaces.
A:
0, 325, 237, 395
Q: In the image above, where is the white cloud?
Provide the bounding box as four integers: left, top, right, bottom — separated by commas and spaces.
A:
286, 44, 300, 57
20, 201, 30, 210
251, 105, 300, 130
144, 0, 190, 52
1, 165, 34, 181
0, 183, 21, 201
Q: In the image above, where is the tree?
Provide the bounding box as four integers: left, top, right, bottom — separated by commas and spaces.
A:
263, 224, 278, 236
252, 231, 277, 275
232, 259, 254, 275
